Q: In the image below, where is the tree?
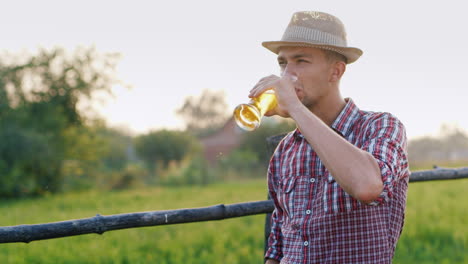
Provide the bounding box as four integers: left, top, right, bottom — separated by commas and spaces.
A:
237, 119, 295, 166
176, 89, 229, 136
134, 130, 200, 173
96, 125, 135, 171
0, 46, 121, 197
217, 118, 296, 176
0, 46, 120, 125
0, 123, 61, 196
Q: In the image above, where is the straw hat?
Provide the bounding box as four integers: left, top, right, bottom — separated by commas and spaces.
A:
262, 11, 363, 64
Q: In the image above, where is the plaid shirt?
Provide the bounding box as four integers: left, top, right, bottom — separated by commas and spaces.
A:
265, 99, 409, 264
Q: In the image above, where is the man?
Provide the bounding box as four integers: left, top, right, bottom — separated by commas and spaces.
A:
250, 11, 409, 264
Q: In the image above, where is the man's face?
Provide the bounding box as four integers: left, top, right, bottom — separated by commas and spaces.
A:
277, 47, 336, 109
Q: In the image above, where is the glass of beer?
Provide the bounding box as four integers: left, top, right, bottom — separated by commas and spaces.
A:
233, 90, 277, 131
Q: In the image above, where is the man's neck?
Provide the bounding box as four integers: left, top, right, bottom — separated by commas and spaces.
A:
309, 94, 346, 127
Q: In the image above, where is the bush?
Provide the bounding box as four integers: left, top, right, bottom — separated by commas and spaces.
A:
161, 157, 215, 186
0, 125, 62, 197
218, 149, 259, 170
234, 119, 295, 170
134, 130, 201, 174
107, 163, 149, 191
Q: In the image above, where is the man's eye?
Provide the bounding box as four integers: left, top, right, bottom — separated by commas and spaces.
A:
278, 62, 286, 67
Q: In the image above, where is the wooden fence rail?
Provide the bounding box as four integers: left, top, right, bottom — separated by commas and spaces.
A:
0, 200, 274, 244
0, 167, 467, 244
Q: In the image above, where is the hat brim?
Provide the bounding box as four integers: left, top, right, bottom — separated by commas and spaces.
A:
262, 41, 363, 64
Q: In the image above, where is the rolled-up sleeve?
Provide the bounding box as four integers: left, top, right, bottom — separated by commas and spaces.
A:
361, 113, 409, 206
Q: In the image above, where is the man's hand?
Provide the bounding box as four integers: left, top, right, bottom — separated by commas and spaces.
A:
265, 259, 280, 264
248, 74, 300, 118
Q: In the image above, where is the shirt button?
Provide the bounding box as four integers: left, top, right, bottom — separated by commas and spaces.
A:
304, 241, 309, 246
306, 209, 311, 215
310, 178, 315, 183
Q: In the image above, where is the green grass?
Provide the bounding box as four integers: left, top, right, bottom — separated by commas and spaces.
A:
0, 180, 269, 264
0, 178, 467, 263
393, 179, 468, 263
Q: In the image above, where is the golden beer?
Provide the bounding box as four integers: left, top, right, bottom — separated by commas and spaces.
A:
233, 90, 277, 131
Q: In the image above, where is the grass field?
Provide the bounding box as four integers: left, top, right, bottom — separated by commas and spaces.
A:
0, 177, 467, 263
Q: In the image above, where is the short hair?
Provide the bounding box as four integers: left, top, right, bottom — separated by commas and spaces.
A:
322, 49, 348, 64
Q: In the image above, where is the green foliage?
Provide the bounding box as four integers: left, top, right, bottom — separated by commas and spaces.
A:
393, 177, 468, 263
238, 119, 295, 166
0, 125, 61, 197
0, 47, 121, 197
133, 129, 216, 186
0, 47, 119, 125
134, 129, 200, 172
60, 124, 137, 192
97, 126, 134, 171
0, 179, 466, 263
0, 180, 268, 264
106, 163, 149, 191
197, 118, 295, 181
162, 156, 215, 186
214, 118, 295, 177
219, 149, 260, 171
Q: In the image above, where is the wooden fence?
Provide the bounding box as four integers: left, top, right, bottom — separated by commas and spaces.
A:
1, 135, 468, 245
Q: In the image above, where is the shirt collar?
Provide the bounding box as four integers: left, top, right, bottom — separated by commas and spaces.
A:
331, 98, 361, 138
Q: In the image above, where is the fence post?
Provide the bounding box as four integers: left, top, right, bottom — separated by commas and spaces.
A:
264, 134, 287, 257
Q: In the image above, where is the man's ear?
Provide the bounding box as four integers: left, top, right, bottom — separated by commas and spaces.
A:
330, 61, 346, 82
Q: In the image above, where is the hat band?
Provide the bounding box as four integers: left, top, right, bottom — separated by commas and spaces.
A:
281, 25, 347, 47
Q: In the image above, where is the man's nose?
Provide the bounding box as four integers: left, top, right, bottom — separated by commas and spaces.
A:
281, 64, 297, 78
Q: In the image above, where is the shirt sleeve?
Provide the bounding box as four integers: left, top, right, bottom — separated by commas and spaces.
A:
361, 113, 409, 206
265, 207, 283, 261
265, 149, 284, 261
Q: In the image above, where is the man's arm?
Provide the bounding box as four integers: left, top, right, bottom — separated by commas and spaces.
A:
250, 75, 383, 203
289, 104, 383, 203
290, 104, 409, 205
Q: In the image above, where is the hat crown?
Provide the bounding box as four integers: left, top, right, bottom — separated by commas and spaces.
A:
285, 11, 347, 46
262, 11, 363, 64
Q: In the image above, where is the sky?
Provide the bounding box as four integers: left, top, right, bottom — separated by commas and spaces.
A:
2, 0, 468, 140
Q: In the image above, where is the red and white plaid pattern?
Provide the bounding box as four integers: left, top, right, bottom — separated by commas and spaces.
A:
265, 99, 409, 264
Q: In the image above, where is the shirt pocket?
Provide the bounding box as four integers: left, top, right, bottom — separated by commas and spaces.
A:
277, 176, 297, 219
323, 171, 361, 214
278, 175, 311, 220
